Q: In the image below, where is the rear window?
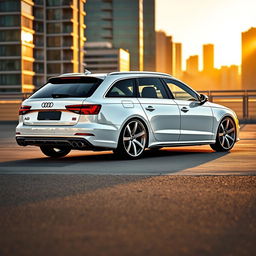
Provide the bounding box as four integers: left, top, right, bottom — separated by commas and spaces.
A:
30, 77, 103, 99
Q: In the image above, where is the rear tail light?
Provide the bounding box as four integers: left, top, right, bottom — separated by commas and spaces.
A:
19, 105, 31, 115
65, 104, 101, 115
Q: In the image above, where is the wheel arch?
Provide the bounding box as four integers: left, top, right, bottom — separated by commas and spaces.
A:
214, 113, 238, 142
118, 115, 151, 148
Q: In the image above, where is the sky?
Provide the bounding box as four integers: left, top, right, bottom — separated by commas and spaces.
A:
155, 0, 256, 70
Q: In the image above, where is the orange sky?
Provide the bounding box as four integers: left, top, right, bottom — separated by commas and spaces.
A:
156, 0, 256, 70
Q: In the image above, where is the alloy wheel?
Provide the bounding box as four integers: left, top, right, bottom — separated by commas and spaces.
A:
218, 117, 236, 150
122, 120, 147, 157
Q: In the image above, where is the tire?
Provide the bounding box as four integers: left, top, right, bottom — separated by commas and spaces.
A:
210, 117, 236, 152
40, 145, 71, 158
113, 119, 148, 159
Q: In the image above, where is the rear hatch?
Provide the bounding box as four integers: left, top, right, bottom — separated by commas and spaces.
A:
20, 76, 103, 126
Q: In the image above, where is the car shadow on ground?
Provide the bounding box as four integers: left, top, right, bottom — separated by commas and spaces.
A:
0, 147, 228, 175
0, 148, 228, 207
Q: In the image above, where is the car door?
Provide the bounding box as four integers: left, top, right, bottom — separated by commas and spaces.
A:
137, 77, 180, 142
162, 78, 214, 142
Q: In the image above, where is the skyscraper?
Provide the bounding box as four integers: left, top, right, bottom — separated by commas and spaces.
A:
85, 0, 154, 71
186, 55, 199, 75
0, 0, 35, 93
34, 0, 85, 88
0, 0, 85, 93
203, 44, 214, 73
173, 43, 182, 78
220, 65, 241, 90
112, 0, 143, 70
156, 31, 173, 74
143, 0, 156, 71
242, 27, 256, 90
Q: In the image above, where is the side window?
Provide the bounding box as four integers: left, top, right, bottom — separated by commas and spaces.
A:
163, 79, 198, 101
106, 79, 135, 98
138, 77, 168, 99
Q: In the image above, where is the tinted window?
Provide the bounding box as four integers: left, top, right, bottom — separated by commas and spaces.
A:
138, 78, 168, 99
163, 79, 199, 101
30, 77, 102, 98
106, 79, 135, 97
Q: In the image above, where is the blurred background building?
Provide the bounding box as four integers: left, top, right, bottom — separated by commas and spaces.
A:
203, 44, 214, 74
186, 55, 199, 75
242, 27, 256, 90
155, 31, 173, 74
173, 42, 182, 78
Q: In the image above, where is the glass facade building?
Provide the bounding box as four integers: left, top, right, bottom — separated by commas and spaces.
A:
85, 0, 152, 71
0, 0, 85, 93
143, 0, 155, 71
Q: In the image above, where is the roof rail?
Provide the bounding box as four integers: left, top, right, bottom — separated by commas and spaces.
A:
108, 71, 172, 77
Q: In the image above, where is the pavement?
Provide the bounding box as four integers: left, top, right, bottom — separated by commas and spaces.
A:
0, 123, 256, 256
0, 123, 255, 175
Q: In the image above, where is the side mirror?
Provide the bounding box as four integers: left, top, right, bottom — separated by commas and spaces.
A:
199, 94, 208, 105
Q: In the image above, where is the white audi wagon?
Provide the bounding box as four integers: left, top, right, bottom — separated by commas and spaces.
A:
16, 71, 239, 159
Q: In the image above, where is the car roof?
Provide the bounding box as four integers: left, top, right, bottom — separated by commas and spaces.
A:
55, 71, 173, 80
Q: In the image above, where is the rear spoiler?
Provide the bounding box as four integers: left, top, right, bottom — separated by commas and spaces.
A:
48, 76, 103, 84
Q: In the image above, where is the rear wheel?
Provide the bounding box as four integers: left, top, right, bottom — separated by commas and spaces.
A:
114, 119, 147, 159
40, 146, 71, 158
210, 117, 236, 152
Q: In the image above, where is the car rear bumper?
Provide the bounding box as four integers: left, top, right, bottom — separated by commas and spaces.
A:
16, 136, 95, 150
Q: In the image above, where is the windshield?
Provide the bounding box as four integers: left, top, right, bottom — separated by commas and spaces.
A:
30, 77, 103, 99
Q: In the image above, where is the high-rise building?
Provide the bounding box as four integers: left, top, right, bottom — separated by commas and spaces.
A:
85, 0, 152, 71
173, 42, 182, 78
220, 65, 241, 90
186, 55, 199, 75
84, 0, 113, 43
34, 0, 85, 88
203, 44, 214, 73
112, 0, 143, 70
143, 0, 155, 71
156, 31, 173, 74
0, 0, 85, 93
242, 27, 256, 90
84, 42, 130, 73
0, 0, 35, 93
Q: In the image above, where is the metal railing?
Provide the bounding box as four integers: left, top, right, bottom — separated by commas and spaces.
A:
0, 90, 256, 121
198, 90, 256, 121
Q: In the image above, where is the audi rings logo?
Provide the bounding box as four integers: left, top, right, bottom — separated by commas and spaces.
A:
41, 102, 54, 108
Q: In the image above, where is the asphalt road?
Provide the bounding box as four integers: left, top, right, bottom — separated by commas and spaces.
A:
0, 123, 256, 256
0, 123, 256, 175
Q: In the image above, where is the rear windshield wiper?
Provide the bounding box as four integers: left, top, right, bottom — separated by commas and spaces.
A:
51, 93, 72, 98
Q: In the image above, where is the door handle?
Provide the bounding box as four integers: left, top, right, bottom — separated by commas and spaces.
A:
145, 106, 155, 112
181, 107, 189, 113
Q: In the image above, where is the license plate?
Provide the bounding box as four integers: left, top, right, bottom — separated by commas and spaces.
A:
38, 111, 61, 120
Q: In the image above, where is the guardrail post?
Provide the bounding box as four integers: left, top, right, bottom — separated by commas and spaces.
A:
243, 91, 248, 120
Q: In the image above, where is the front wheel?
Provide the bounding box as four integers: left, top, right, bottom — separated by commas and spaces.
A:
40, 145, 71, 158
113, 119, 148, 159
210, 117, 236, 152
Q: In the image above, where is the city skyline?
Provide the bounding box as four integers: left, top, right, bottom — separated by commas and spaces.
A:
156, 0, 256, 69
